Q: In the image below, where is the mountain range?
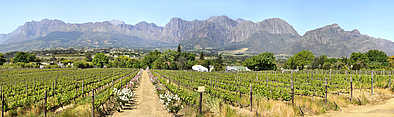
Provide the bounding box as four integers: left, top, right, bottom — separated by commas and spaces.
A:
0, 16, 393, 57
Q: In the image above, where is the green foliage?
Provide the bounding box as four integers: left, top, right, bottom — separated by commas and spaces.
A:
177, 44, 182, 53
13, 52, 38, 63
350, 50, 389, 70
286, 50, 314, 70
0, 53, 6, 65
212, 54, 225, 71
149, 50, 197, 70
85, 53, 93, 62
73, 61, 93, 68
92, 53, 109, 68
312, 55, 328, 69
366, 50, 389, 68
243, 52, 276, 71
61, 59, 73, 65
15, 62, 40, 68
199, 51, 205, 60
142, 50, 161, 68
111, 56, 133, 68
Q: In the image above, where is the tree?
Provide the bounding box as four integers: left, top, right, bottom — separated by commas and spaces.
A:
285, 57, 297, 69
366, 50, 389, 68
73, 61, 93, 68
350, 52, 369, 70
199, 51, 205, 60
85, 53, 93, 62
0, 53, 6, 65
92, 53, 109, 68
311, 55, 328, 69
13, 52, 37, 63
112, 56, 132, 68
286, 50, 314, 70
142, 50, 161, 68
212, 54, 225, 71
389, 56, 394, 68
177, 44, 182, 53
243, 52, 276, 71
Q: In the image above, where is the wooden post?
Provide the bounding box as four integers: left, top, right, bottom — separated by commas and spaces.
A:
52, 81, 55, 96
199, 92, 202, 114
371, 71, 374, 95
92, 89, 95, 117
350, 71, 353, 101
325, 70, 329, 104
1, 86, 3, 117
82, 80, 84, 96
250, 83, 253, 111
389, 71, 392, 89
291, 71, 294, 104
44, 90, 47, 117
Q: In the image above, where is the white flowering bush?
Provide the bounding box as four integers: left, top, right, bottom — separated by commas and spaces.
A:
159, 92, 183, 113
113, 88, 134, 104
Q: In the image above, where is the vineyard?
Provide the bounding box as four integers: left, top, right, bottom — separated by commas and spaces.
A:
0, 68, 141, 116
0, 68, 392, 116
151, 69, 393, 116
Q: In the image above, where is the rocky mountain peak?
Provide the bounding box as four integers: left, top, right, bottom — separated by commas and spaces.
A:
207, 15, 238, 27
303, 24, 345, 37
257, 18, 299, 35
134, 21, 162, 31
108, 20, 125, 25
350, 29, 360, 34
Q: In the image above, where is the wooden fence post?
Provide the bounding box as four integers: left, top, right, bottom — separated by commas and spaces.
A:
92, 89, 95, 117
199, 92, 202, 114
82, 80, 84, 96
44, 90, 47, 117
1, 86, 3, 117
371, 71, 374, 95
250, 83, 253, 111
350, 71, 353, 101
388, 71, 392, 89
291, 71, 294, 104
325, 70, 330, 104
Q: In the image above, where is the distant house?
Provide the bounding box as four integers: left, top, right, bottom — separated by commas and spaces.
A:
192, 65, 209, 72
226, 66, 251, 72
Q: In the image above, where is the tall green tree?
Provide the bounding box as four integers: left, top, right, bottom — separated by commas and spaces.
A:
92, 53, 109, 68
366, 50, 389, 68
311, 55, 328, 69
243, 52, 276, 71
286, 50, 314, 70
0, 53, 6, 65
85, 53, 93, 62
199, 51, 205, 60
177, 44, 182, 53
13, 52, 37, 63
142, 50, 161, 68
112, 56, 131, 68
350, 52, 369, 70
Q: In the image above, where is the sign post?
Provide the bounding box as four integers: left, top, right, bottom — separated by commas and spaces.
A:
197, 86, 205, 114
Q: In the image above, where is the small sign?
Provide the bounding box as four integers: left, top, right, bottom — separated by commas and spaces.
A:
197, 86, 205, 92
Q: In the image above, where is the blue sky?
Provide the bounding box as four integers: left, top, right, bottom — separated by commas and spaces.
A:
1, 0, 393, 41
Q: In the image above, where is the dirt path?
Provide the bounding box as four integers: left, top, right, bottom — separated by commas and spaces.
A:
314, 98, 394, 117
112, 70, 172, 117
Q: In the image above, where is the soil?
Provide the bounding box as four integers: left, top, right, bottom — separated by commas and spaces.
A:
314, 98, 394, 117
112, 70, 172, 117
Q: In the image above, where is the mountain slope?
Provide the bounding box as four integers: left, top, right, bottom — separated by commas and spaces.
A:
0, 16, 393, 57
